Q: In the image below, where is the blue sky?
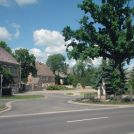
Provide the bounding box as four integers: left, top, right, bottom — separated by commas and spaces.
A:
0, 0, 134, 68
0, 0, 85, 66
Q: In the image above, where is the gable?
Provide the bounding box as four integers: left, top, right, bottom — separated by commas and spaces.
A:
35, 62, 54, 77
0, 47, 19, 65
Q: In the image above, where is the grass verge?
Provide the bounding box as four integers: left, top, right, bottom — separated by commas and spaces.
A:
0, 105, 7, 111
74, 98, 134, 105
0, 95, 44, 100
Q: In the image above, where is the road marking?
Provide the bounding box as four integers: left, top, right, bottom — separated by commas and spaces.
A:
0, 106, 131, 118
67, 116, 109, 123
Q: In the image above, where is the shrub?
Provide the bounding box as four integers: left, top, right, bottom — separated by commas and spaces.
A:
46, 85, 68, 90
122, 96, 133, 103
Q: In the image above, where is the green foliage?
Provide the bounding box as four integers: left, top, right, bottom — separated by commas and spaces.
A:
14, 48, 37, 82
96, 59, 127, 95
0, 41, 12, 54
0, 95, 43, 99
46, 54, 66, 74
67, 74, 79, 87
63, 0, 134, 93
128, 67, 134, 94
67, 61, 100, 88
46, 54, 67, 84
46, 85, 68, 90
0, 65, 14, 87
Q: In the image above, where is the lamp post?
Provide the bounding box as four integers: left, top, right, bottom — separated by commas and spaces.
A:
19, 62, 21, 91
0, 74, 3, 97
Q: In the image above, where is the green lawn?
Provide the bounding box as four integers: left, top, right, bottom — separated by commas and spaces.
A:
0, 95, 44, 100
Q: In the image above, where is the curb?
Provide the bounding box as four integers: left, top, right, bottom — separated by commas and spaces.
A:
0, 96, 47, 114
0, 101, 16, 114
0, 106, 8, 111
68, 100, 134, 108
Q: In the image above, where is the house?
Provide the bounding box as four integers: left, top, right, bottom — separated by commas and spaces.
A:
0, 47, 20, 93
30, 62, 55, 90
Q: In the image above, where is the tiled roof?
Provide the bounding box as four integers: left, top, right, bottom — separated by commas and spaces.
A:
0, 47, 19, 65
35, 61, 54, 77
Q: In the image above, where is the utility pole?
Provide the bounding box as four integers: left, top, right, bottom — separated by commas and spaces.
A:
19, 62, 21, 91
0, 74, 3, 97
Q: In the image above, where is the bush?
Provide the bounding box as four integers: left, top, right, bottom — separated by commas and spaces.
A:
2, 87, 12, 96
46, 85, 69, 90
82, 92, 98, 102
122, 96, 133, 103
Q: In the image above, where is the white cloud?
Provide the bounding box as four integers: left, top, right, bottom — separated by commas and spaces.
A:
12, 23, 20, 38
33, 29, 103, 67
15, 0, 38, 6
33, 29, 65, 46
92, 57, 102, 67
30, 47, 77, 67
29, 48, 45, 62
0, 23, 20, 41
33, 28, 66, 58
66, 59, 76, 67
0, 0, 10, 7
0, 27, 12, 41
125, 59, 134, 70
45, 45, 66, 56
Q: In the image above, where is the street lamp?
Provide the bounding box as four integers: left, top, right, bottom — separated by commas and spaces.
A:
0, 74, 3, 97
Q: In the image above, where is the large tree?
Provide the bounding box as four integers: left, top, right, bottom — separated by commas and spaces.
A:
46, 54, 66, 84
63, 0, 134, 94
14, 48, 37, 82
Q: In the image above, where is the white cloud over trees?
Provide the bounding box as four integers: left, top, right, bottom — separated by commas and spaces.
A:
15, 0, 38, 6
0, 0, 38, 7
0, 27, 12, 41
33, 29, 66, 56
0, 24, 20, 41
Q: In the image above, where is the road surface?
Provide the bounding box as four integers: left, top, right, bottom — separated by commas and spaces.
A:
0, 93, 134, 134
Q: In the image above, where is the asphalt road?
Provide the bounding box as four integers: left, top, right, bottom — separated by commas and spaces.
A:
0, 93, 134, 134
0, 94, 116, 116
0, 106, 134, 134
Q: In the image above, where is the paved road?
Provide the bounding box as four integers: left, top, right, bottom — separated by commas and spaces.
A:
0, 93, 116, 116
0, 106, 134, 134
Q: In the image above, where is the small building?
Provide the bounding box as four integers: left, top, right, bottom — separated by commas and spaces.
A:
0, 47, 20, 93
30, 62, 55, 90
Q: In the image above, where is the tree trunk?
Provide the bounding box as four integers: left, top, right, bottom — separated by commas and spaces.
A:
116, 63, 125, 99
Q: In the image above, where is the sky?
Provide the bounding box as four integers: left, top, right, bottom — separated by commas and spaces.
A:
0, 0, 134, 68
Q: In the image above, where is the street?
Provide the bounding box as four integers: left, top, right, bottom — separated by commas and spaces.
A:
0, 93, 134, 134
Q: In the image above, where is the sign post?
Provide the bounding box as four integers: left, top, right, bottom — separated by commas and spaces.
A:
0, 74, 3, 97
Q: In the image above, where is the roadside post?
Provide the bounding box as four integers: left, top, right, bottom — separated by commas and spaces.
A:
0, 74, 3, 97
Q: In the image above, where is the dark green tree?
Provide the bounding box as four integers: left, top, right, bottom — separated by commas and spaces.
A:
46, 54, 66, 84
63, 0, 134, 94
97, 59, 125, 96
0, 65, 14, 87
14, 48, 37, 82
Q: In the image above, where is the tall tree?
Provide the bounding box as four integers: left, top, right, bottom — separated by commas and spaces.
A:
63, 0, 134, 94
14, 48, 37, 82
46, 54, 66, 84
